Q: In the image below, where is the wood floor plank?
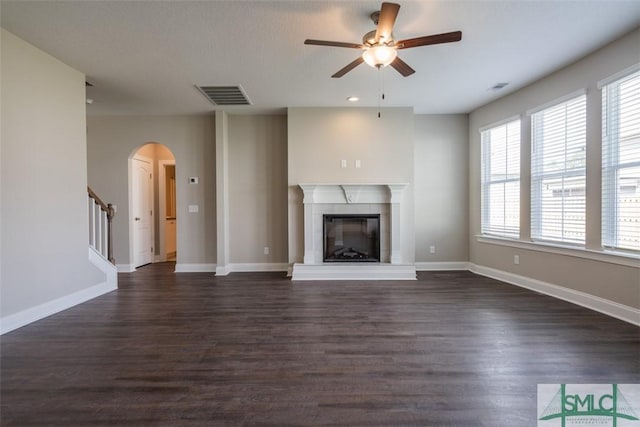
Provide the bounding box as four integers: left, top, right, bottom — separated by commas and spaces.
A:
1, 263, 638, 426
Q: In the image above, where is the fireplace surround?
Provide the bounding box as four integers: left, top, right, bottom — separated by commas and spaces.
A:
291, 183, 416, 280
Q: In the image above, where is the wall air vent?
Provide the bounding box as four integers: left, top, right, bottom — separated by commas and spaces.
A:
196, 85, 251, 106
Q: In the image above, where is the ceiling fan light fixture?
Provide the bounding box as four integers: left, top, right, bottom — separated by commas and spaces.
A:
304, 2, 461, 78
362, 45, 397, 68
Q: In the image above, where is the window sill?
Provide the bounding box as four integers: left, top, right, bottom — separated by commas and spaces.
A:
476, 235, 640, 268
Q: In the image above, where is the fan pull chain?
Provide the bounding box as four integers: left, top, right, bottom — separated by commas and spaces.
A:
377, 66, 388, 118
377, 67, 381, 118
382, 67, 386, 101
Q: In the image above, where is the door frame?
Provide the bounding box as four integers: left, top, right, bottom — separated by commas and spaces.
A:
158, 160, 176, 262
129, 153, 154, 269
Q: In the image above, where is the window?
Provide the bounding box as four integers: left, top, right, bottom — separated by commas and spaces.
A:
481, 119, 521, 238
602, 69, 640, 252
531, 94, 587, 245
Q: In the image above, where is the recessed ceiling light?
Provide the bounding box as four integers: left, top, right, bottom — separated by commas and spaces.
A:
347, 96, 359, 102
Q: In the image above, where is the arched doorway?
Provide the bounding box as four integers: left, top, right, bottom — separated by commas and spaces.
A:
130, 143, 177, 268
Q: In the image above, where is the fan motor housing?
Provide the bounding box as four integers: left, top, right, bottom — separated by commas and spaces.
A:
363, 30, 395, 46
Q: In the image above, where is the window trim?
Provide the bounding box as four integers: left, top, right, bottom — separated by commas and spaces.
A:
526, 88, 587, 116
530, 92, 587, 245
480, 118, 521, 239
478, 114, 521, 133
597, 63, 640, 89
601, 67, 640, 252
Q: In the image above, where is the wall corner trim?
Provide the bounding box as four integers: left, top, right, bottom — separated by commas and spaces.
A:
468, 263, 640, 326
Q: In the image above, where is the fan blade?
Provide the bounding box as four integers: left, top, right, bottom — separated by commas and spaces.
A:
375, 2, 400, 44
305, 39, 363, 49
332, 57, 364, 78
390, 56, 415, 77
397, 31, 462, 49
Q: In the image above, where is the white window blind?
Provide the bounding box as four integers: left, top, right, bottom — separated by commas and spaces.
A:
602, 69, 640, 252
481, 119, 521, 238
531, 94, 586, 245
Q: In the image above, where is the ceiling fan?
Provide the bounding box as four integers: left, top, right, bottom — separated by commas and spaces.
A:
304, 2, 462, 78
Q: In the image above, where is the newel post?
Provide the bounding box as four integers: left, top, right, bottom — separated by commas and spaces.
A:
107, 203, 115, 264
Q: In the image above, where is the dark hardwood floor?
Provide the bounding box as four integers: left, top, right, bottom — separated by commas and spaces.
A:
1, 263, 638, 426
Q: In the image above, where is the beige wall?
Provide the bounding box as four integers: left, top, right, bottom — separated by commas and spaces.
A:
87, 115, 216, 268
414, 114, 469, 263
287, 107, 415, 264
228, 115, 288, 264
288, 107, 415, 185
1, 29, 103, 318
468, 28, 640, 308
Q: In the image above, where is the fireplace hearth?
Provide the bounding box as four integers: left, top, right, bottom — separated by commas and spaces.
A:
324, 214, 380, 263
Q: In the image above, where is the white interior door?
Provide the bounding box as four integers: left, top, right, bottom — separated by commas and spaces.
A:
132, 156, 153, 268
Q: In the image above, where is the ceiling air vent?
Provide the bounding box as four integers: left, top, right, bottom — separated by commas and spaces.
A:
489, 82, 509, 91
196, 85, 251, 106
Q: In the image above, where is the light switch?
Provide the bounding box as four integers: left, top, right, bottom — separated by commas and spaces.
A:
340, 159, 347, 168
355, 160, 361, 168
188, 204, 199, 213
189, 177, 199, 184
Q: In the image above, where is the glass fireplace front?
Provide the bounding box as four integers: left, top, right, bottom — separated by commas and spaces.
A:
323, 214, 380, 262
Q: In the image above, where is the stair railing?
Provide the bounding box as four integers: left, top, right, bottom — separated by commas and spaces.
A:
87, 187, 115, 264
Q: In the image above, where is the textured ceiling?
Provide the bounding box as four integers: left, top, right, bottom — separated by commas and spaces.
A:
1, 1, 639, 115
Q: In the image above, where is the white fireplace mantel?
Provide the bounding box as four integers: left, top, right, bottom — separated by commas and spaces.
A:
292, 183, 416, 280
299, 183, 408, 205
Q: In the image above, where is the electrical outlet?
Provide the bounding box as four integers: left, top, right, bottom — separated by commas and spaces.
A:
264, 247, 270, 255
429, 245, 436, 254
514, 255, 520, 265
188, 204, 199, 213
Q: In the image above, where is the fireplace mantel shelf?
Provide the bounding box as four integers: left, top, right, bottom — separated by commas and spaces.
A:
299, 183, 409, 186
298, 183, 409, 205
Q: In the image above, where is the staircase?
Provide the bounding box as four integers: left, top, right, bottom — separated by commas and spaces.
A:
88, 187, 117, 287
88, 186, 115, 263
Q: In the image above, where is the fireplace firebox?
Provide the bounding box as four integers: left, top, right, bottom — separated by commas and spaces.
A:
323, 214, 380, 263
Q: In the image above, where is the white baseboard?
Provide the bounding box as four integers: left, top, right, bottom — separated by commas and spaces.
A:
175, 263, 217, 273
1, 280, 117, 335
468, 263, 640, 327
415, 261, 470, 271
174, 263, 287, 274
228, 263, 289, 272
116, 264, 136, 273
